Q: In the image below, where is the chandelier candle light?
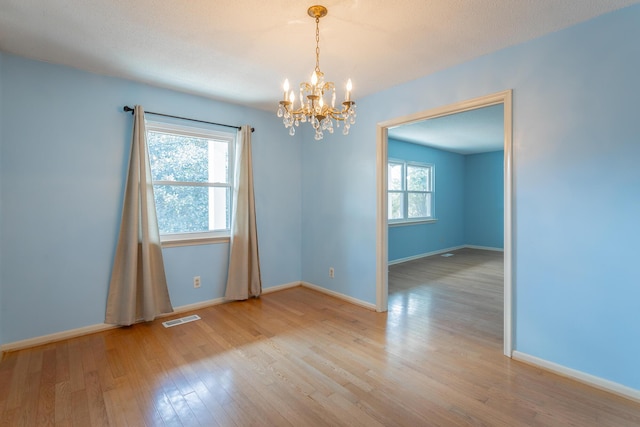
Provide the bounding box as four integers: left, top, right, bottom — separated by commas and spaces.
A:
277, 5, 356, 140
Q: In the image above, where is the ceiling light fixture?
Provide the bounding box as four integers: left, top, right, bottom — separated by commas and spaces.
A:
277, 5, 356, 140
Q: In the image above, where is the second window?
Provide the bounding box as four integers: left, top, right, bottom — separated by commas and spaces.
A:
388, 160, 434, 222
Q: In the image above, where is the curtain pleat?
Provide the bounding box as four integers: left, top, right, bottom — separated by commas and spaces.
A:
105, 105, 173, 325
225, 125, 262, 300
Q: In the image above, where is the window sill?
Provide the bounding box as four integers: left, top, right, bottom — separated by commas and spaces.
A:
389, 218, 438, 227
161, 235, 230, 248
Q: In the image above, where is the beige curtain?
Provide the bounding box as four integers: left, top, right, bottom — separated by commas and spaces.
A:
225, 125, 262, 300
105, 105, 173, 325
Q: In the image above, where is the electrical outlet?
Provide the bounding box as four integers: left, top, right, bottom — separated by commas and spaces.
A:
193, 276, 201, 288
329, 267, 334, 279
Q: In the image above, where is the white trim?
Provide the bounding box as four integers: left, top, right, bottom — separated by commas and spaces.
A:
388, 245, 503, 265
161, 235, 230, 248
502, 90, 513, 357
389, 218, 438, 227
376, 126, 389, 313
388, 245, 466, 265
301, 281, 377, 311
158, 297, 226, 318
465, 245, 504, 252
262, 281, 302, 294
159, 283, 304, 316
146, 120, 236, 142
0, 323, 120, 354
376, 90, 514, 356
512, 351, 640, 403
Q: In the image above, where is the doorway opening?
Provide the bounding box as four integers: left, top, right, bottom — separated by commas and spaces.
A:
375, 90, 513, 356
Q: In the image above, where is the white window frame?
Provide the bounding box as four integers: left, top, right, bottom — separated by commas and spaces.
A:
388, 158, 435, 225
146, 120, 236, 246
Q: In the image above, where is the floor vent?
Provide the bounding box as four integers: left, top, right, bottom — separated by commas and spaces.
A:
162, 314, 201, 328
441, 253, 454, 257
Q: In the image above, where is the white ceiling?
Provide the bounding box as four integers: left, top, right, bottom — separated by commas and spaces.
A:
388, 104, 504, 155
0, 0, 637, 112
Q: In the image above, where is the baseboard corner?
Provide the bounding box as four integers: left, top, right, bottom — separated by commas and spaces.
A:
301, 281, 377, 311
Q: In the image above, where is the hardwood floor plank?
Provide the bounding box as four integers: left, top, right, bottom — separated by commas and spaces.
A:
54, 343, 69, 384
66, 340, 85, 393
101, 388, 129, 427
83, 370, 109, 427
0, 355, 17, 415
53, 381, 71, 425
69, 389, 91, 427
35, 348, 56, 426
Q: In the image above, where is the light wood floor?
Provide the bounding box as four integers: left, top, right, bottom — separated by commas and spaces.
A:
1, 249, 639, 426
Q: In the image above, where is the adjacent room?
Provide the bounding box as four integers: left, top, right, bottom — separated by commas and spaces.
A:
1, 1, 639, 425
386, 104, 506, 357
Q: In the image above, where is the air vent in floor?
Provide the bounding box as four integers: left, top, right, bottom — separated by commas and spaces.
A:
162, 314, 201, 328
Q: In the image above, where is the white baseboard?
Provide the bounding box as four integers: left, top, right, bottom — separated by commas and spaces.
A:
465, 245, 504, 252
388, 245, 465, 265
512, 351, 640, 403
158, 297, 226, 318
262, 281, 301, 294
160, 283, 302, 317
301, 281, 377, 311
0, 323, 120, 354
388, 244, 504, 265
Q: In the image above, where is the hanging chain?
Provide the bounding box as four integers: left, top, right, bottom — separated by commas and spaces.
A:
315, 17, 321, 73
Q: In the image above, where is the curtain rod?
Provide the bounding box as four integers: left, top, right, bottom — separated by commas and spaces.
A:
123, 106, 254, 133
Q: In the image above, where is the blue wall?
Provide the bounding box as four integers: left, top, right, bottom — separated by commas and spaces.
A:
387, 139, 465, 262
301, 6, 640, 390
0, 54, 302, 344
387, 141, 503, 262
464, 151, 504, 249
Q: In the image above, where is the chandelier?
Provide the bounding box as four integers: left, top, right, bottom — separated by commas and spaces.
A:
277, 5, 356, 140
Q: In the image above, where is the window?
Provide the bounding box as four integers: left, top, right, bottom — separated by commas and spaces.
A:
388, 160, 434, 223
146, 121, 235, 242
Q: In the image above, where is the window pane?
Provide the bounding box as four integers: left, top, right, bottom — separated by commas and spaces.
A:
148, 131, 229, 184
209, 187, 230, 231
209, 140, 229, 184
154, 185, 230, 234
407, 165, 429, 191
408, 192, 431, 218
388, 192, 404, 220
388, 163, 403, 191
